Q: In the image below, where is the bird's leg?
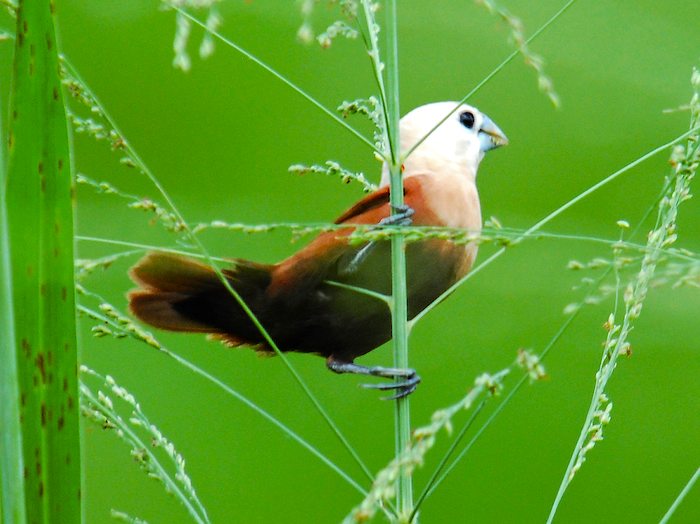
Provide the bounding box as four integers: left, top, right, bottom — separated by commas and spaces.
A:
337, 205, 415, 276
326, 356, 421, 400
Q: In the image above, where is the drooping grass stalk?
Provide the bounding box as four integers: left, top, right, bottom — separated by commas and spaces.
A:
1, 69, 27, 524
546, 70, 699, 523
5, 0, 81, 521
416, 171, 681, 507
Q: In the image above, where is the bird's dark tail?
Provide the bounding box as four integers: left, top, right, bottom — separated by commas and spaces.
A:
128, 252, 273, 348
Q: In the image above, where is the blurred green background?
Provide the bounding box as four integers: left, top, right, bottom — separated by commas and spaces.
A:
4, 0, 700, 522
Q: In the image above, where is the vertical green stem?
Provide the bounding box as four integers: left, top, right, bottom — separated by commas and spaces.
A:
384, 0, 413, 519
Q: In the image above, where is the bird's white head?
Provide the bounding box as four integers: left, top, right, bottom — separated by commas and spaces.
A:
380, 101, 508, 186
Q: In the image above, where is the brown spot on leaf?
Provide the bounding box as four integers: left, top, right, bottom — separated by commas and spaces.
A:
39, 481, 44, 498
63, 378, 68, 391
40, 283, 47, 295
61, 287, 67, 301
58, 415, 65, 430
58, 158, 64, 170
22, 20, 27, 33
29, 43, 35, 56
21, 338, 31, 357
8, 131, 14, 149
46, 33, 53, 50
50, 1, 55, 14
38, 161, 44, 173
27, 265, 33, 277
67, 396, 74, 410
12, 109, 17, 120
24, 466, 28, 479
36, 461, 41, 476
54, 247, 60, 258
21, 393, 26, 406
17, 32, 23, 47
65, 453, 71, 465
41, 404, 47, 427
35, 353, 46, 383
53, 86, 59, 101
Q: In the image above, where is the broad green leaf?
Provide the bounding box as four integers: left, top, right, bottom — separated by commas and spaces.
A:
5, 0, 81, 521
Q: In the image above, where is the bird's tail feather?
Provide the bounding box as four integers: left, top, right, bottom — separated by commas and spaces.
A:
128, 252, 272, 347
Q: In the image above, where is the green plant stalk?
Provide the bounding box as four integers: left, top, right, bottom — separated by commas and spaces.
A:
6, 1, 81, 522
1, 76, 28, 524
659, 467, 700, 524
384, 0, 413, 520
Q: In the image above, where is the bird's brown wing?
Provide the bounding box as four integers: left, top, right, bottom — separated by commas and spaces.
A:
268, 176, 433, 296
333, 184, 393, 225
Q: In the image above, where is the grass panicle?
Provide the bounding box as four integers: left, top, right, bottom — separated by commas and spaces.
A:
168, 0, 221, 71
289, 161, 377, 193
297, 0, 364, 45
80, 367, 210, 524
338, 96, 386, 152
76, 293, 373, 502
76, 174, 187, 233
475, 0, 560, 107
344, 367, 513, 523
546, 66, 700, 524
110, 510, 149, 524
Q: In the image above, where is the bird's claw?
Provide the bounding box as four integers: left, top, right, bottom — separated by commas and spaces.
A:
359, 367, 421, 400
326, 357, 421, 400
380, 204, 415, 227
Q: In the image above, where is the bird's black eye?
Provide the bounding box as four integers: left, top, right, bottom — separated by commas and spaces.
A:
459, 111, 475, 129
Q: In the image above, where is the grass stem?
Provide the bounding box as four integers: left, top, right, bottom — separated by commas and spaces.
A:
383, 0, 414, 519
659, 467, 700, 524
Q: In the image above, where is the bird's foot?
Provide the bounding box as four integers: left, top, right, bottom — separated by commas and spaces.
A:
360, 366, 421, 400
326, 357, 421, 400
337, 205, 415, 276
380, 204, 415, 227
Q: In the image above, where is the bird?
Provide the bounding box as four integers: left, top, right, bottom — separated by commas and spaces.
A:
128, 101, 508, 398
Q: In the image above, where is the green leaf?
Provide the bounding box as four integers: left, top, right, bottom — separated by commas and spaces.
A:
5, 0, 81, 521
1, 60, 28, 524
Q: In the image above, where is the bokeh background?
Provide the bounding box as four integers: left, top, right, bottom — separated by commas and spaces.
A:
3, 0, 699, 522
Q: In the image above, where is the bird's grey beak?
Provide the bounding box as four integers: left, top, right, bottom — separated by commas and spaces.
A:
478, 115, 508, 152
